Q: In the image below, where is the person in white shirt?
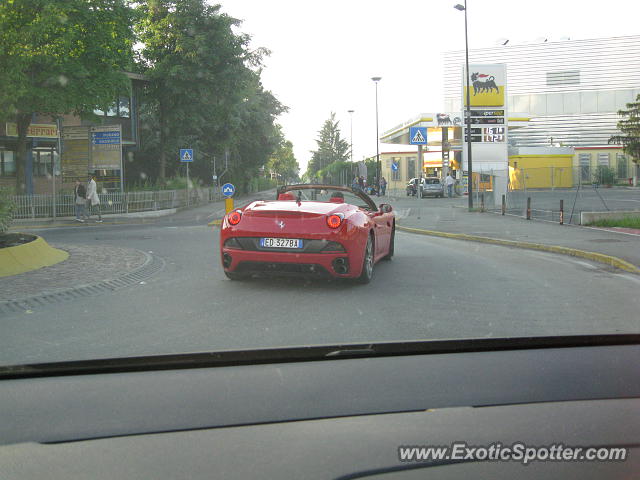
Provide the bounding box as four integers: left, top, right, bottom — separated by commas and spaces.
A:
445, 173, 455, 197
86, 174, 102, 222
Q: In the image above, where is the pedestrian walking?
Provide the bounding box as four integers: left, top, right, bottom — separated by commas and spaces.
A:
445, 172, 455, 198
380, 177, 387, 196
358, 176, 365, 191
74, 180, 86, 222
352, 176, 360, 191
86, 174, 102, 222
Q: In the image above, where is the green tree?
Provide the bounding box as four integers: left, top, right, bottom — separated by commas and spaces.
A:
316, 161, 353, 186
266, 132, 299, 185
307, 112, 350, 178
609, 94, 640, 176
135, 0, 281, 186
0, 0, 135, 193
225, 73, 286, 193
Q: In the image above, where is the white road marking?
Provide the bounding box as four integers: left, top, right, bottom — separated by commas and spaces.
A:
526, 251, 597, 270
619, 274, 640, 286
583, 226, 640, 237
572, 260, 599, 270
394, 208, 411, 220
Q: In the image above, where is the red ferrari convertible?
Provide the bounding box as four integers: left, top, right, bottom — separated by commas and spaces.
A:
220, 184, 395, 283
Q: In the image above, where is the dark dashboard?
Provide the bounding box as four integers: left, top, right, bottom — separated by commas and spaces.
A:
0, 336, 638, 479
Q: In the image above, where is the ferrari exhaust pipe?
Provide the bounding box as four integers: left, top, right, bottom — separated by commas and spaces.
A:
332, 257, 349, 274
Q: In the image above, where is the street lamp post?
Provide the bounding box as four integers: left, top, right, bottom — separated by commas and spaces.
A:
348, 110, 354, 162
348, 110, 355, 187
454, 1, 473, 210
371, 77, 381, 189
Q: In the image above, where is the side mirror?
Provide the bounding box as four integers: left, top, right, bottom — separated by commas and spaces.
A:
379, 204, 392, 213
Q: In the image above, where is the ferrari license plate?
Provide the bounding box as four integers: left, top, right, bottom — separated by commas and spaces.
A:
260, 238, 303, 249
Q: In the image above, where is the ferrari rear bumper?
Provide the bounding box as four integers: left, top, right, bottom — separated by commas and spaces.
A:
221, 248, 357, 278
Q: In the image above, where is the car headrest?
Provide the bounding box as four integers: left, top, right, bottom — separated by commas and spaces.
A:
278, 192, 296, 200
329, 197, 344, 203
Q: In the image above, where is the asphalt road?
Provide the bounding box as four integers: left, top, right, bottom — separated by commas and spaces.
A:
1, 203, 639, 365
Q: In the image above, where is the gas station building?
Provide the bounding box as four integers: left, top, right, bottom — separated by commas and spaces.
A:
378, 112, 537, 192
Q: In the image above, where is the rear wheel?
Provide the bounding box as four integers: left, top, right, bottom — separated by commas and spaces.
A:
357, 235, 374, 284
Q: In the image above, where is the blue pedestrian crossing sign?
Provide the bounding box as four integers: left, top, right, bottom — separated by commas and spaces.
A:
179, 148, 194, 162
409, 127, 427, 145
222, 183, 235, 197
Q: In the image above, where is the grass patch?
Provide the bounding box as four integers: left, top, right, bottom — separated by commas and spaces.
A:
587, 217, 640, 228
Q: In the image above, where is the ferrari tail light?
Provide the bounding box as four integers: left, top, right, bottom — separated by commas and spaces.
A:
228, 210, 242, 225
326, 213, 344, 229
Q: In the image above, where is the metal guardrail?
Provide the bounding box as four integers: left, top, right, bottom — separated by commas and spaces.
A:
11, 188, 222, 219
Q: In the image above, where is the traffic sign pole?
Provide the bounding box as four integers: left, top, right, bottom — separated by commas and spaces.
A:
222, 182, 236, 213
179, 148, 194, 207
417, 144, 423, 201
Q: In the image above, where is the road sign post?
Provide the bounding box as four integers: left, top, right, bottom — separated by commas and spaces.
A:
409, 128, 427, 200
180, 149, 194, 206
222, 183, 235, 213
391, 161, 398, 196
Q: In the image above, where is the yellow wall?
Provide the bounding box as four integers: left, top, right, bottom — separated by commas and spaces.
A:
508, 155, 574, 189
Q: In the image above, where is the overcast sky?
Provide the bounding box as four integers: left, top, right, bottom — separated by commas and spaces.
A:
219, 0, 640, 173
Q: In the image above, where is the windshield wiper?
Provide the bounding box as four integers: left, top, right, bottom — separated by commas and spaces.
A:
1, 334, 639, 380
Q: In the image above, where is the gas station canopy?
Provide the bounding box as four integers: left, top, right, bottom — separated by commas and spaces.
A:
380, 112, 530, 148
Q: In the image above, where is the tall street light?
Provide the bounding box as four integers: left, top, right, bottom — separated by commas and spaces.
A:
348, 110, 354, 162
371, 77, 382, 186
454, 1, 473, 209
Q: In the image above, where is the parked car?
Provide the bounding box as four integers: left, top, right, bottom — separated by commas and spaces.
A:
406, 177, 444, 198
420, 177, 444, 198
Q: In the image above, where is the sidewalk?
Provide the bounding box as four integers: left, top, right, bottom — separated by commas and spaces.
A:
393, 196, 640, 270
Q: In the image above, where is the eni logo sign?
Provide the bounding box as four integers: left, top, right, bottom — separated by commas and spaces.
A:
464, 65, 506, 107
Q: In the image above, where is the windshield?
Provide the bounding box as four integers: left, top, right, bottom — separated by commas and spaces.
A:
279, 185, 376, 210
1, 0, 639, 369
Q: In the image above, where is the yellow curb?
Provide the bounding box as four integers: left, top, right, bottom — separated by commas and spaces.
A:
208, 219, 222, 227
0, 235, 69, 277
397, 224, 640, 275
